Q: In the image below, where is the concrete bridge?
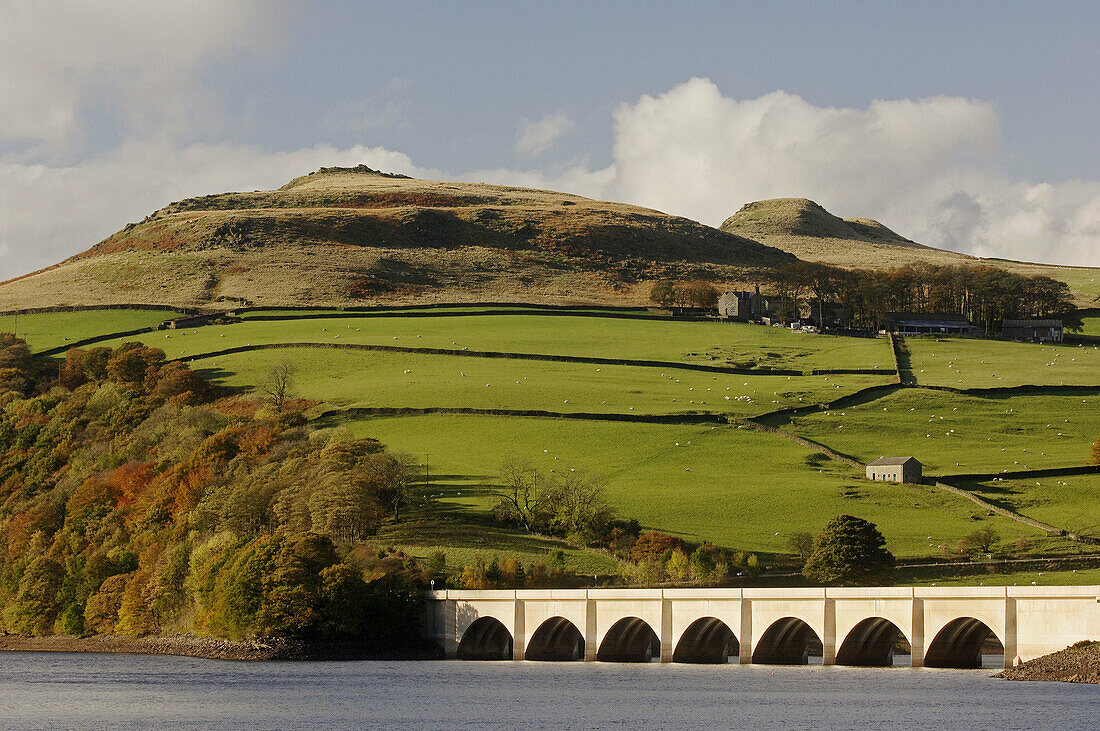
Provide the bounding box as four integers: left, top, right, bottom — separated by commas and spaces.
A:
426, 586, 1100, 668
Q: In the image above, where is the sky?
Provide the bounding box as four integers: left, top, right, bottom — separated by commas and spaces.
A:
1, 0, 1099, 279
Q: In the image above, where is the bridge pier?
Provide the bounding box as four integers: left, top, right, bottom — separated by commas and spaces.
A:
660, 598, 673, 662
910, 598, 925, 667
585, 598, 598, 661
512, 599, 525, 661
822, 598, 836, 666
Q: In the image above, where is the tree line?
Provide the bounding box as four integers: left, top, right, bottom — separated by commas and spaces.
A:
767, 261, 1081, 331
650, 262, 1080, 331
0, 337, 426, 643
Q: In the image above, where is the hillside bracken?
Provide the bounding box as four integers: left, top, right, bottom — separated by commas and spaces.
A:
0, 338, 425, 644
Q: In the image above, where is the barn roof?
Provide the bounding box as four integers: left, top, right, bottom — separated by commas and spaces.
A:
1002, 319, 1063, 327
867, 456, 919, 466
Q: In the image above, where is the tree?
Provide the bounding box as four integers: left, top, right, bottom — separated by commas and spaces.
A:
494, 458, 542, 532
957, 527, 999, 557
539, 470, 611, 541
802, 515, 895, 585
259, 361, 296, 411
648, 280, 675, 307
630, 531, 686, 562
787, 531, 814, 561
368, 453, 417, 523
106, 343, 166, 389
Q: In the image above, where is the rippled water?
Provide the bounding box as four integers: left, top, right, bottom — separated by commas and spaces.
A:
0, 653, 1097, 730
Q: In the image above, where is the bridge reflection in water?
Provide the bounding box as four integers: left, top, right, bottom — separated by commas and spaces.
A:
427, 586, 1100, 669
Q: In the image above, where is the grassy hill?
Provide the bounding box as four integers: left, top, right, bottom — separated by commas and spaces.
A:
0, 166, 790, 311
20, 305, 1100, 587
721, 198, 1100, 306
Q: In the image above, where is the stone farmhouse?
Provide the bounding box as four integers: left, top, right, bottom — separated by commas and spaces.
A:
866, 456, 922, 484
717, 287, 774, 320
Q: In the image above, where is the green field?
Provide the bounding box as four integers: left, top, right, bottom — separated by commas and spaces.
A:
1080, 312, 1100, 337
103, 313, 894, 372
193, 347, 895, 417
775, 389, 1100, 475
906, 336, 1100, 388
0, 308, 181, 353
337, 413, 1041, 557
21, 306, 1100, 579
957, 473, 1100, 537
908, 566, 1100, 587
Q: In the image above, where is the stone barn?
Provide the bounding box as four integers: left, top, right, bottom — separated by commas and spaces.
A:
866, 456, 922, 484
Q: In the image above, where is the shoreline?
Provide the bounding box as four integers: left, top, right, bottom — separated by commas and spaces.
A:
0, 634, 443, 662
996, 641, 1100, 684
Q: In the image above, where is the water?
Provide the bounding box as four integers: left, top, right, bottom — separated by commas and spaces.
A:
0, 653, 1097, 730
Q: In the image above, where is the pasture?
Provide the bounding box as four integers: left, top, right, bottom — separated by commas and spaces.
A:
0, 308, 180, 353
775, 389, 1100, 475
905, 336, 1100, 388
957, 473, 1100, 537
907, 566, 1100, 587
335, 413, 1040, 557
191, 347, 895, 417
1080, 311, 1100, 337
103, 312, 894, 372
20, 304, 1100, 573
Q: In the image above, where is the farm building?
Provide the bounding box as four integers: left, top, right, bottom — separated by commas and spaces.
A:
160, 313, 217, 330
888, 313, 974, 336
866, 456, 922, 484
717, 287, 774, 320
1002, 319, 1063, 343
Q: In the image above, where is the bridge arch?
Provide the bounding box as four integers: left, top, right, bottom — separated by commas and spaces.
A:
752, 616, 823, 665
456, 616, 513, 660
597, 616, 660, 662
836, 617, 911, 666
673, 617, 739, 663
925, 617, 1004, 668
525, 616, 585, 661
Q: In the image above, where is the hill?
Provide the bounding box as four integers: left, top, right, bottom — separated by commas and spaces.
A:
0, 166, 790, 310
721, 198, 1100, 306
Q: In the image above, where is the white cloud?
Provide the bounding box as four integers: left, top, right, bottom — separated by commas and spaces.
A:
492, 78, 1099, 267
0, 0, 281, 145
0, 142, 437, 278
516, 113, 575, 155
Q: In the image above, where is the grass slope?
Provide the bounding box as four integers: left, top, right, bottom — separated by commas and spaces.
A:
0, 308, 182, 353
957, 473, 1100, 537
775, 389, 1100, 475
190, 347, 894, 417
337, 413, 1040, 557
101, 312, 894, 371
905, 337, 1100, 388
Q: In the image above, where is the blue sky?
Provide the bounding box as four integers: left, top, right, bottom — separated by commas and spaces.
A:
1, 0, 1098, 277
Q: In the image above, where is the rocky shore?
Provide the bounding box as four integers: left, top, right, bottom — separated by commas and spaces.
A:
996, 641, 1100, 684
0, 634, 443, 661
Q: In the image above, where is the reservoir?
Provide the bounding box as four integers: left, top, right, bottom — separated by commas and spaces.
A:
0, 654, 1096, 729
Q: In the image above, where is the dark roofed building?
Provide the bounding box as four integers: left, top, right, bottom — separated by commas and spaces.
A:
866, 456, 922, 484
1002, 319, 1063, 343
888, 313, 975, 336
